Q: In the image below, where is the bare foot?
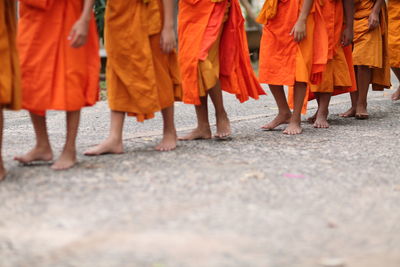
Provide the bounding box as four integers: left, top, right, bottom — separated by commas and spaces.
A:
155, 132, 177, 151
283, 121, 303, 135
355, 104, 369, 120
84, 138, 124, 156
339, 107, 356, 118
215, 112, 231, 139
51, 149, 77, 171
261, 113, 291, 130
313, 111, 330, 128
307, 110, 318, 123
179, 127, 212, 141
14, 146, 53, 164
391, 87, 400, 101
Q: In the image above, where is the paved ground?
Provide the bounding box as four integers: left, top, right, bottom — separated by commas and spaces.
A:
1, 84, 400, 267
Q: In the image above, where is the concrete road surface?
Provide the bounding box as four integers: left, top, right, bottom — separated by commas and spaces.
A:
1, 84, 400, 267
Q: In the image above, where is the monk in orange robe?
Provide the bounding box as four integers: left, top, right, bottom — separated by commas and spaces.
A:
84, 0, 181, 155
0, 0, 21, 180
258, 0, 327, 135
178, 0, 265, 140
14, 0, 100, 170
307, 0, 357, 128
340, 0, 391, 119
388, 0, 400, 101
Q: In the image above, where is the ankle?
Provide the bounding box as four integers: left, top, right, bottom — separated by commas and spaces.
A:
317, 108, 329, 115
357, 103, 367, 109
108, 135, 123, 144
216, 110, 228, 118
290, 114, 301, 123
163, 127, 177, 136
278, 111, 291, 117
62, 144, 76, 154
35, 143, 52, 152
196, 123, 211, 131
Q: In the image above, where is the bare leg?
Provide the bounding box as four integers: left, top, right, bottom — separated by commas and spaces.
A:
283, 82, 306, 135
209, 82, 231, 138
84, 110, 125, 155
179, 96, 212, 140
340, 67, 358, 118
0, 109, 5, 181
391, 67, 400, 101
52, 110, 80, 170
155, 105, 177, 151
340, 92, 358, 117
355, 65, 371, 119
308, 95, 320, 123
14, 112, 53, 164
313, 92, 331, 128
261, 85, 291, 130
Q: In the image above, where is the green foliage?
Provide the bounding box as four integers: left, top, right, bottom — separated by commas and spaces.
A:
94, 0, 107, 42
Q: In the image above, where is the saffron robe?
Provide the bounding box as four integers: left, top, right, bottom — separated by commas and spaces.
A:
388, 0, 400, 68
308, 0, 356, 100
105, 0, 181, 122
18, 0, 100, 116
197, 0, 229, 97
353, 0, 391, 90
178, 0, 265, 106
258, 0, 328, 113
0, 0, 21, 110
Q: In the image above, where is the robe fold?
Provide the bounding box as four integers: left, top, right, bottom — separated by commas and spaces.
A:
258, 0, 328, 113
178, 0, 265, 106
388, 0, 400, 68
106, 0, 181, 122
308, 0, 357, 100
18, 0, 100, 116
197, 0, 228, 97
353, 0, 391, 90
0, 0, 21, 110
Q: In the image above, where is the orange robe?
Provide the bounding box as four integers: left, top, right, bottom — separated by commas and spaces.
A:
105, 0, 181, 122
258, 0, 328, 113
388, 0, 400, 68
18, 0, 100, 116
197, 0, 228, 98
353, 0, 391, 90
0, 0, 21, 110
178, 0, 265, 106
308, 0, 357, 100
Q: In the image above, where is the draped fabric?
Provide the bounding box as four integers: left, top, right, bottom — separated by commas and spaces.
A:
105, 0, 181, 122
258, 0, 328, 113
0, 0, 21, 110
353, 0, 391, 90
18, 0, 100, 115
308, 0, 356, 100
388, 0, 400, 68
178, 0, 265, 106
256, 0, 279, 24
